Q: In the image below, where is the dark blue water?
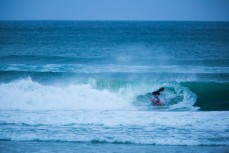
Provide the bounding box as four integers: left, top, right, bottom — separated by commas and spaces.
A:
0, 21, 229, 146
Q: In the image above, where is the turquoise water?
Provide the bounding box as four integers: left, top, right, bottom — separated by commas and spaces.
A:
0, 21, 229, 146
1, 141, 229, 153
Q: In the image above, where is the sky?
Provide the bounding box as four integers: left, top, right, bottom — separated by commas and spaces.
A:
0, 0, 229, 21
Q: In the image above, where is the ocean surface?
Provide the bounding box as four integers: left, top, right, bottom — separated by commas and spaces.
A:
0, 21, 229, 152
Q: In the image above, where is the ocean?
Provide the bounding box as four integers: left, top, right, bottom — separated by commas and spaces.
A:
0, 21, 229, 152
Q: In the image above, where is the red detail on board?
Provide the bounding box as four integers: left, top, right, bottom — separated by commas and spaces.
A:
151, 98, 162, 105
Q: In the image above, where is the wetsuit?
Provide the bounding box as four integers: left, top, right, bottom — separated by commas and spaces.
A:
152, 91, 161, 96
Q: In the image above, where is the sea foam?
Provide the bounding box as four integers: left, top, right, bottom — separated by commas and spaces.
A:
0, 78, 134, 111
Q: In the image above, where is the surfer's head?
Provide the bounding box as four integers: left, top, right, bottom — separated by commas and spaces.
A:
159, 87, 165, 92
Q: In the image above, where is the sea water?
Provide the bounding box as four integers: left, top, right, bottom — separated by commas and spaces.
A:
0, 21, 229, 152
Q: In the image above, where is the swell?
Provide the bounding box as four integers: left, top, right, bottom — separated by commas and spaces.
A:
0, 55, 103, 64
1, 70, 229, 84
1, 55, 229, 66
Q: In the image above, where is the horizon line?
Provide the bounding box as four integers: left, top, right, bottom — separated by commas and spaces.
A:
1, 19, 229, 22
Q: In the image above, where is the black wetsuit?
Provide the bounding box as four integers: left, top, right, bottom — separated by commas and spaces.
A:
152, 87, 164, 96
152, 91, 161, 96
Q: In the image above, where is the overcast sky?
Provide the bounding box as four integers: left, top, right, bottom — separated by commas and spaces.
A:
0, 0, 229, 21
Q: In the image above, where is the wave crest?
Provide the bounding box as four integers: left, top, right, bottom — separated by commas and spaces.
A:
0, 78, 198, 111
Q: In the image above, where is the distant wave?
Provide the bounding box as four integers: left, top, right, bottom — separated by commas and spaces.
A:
1, 64, 229, 74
